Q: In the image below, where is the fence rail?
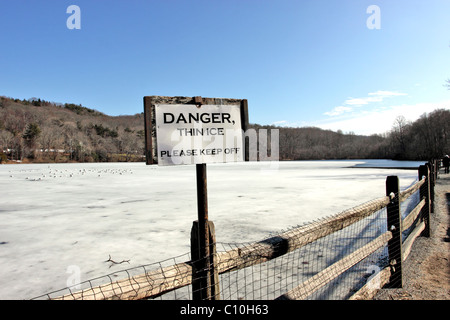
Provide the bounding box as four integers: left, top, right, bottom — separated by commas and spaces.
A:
34, 160, 439, 300
277, 231, 393, 300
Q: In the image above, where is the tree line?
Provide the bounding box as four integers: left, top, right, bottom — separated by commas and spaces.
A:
0, 96, 145, 163
0, 96, 448, 163
260, 107, 449, 161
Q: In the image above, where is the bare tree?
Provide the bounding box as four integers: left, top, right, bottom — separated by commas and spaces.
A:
0, 130, 14, 154
390, 116, 411, 159
38, 127, 64, 161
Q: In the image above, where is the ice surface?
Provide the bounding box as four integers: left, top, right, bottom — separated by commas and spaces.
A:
0, 160, 425, 299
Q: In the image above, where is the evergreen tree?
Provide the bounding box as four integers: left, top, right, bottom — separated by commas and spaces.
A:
22, 123, 41, 141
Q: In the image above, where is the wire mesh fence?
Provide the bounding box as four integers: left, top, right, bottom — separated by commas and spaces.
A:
216, 207, 390, 300
32, 168, 432, 301
32, 197, 393, 300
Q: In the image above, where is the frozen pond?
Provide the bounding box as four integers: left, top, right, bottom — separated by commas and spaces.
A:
0, 159, 425, 299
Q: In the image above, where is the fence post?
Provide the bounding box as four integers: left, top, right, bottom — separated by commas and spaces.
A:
191, 163, 220, 300
191, 220, 220, 300
386, 175, 403, 288
427, 161, 434, 213
434, 159, 439, 180
431, 161, 436, 213
419, 165, 431, 237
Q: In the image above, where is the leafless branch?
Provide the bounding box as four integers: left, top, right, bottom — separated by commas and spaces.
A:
105, 255, 130, 268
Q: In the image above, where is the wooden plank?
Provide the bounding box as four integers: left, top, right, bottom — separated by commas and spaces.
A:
143, 96, 154, 165
208, 221, 221, 300
348, 266, 391, 300
419, 165, 431, 237
402, 199, 425, 232
53, 261, 193, 300
402, 221, 425, 261
276, 231, 392, 300
399, 178, 425, 203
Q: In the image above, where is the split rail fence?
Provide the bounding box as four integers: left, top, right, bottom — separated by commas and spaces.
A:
34, 160, 440, 300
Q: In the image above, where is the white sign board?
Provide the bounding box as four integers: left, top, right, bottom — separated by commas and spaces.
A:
155, 104, 244, 166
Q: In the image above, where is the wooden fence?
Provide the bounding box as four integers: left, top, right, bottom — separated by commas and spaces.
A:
38, 160, 439, 300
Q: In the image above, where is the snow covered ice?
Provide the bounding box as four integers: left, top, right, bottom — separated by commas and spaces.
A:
0, 160, 425, 299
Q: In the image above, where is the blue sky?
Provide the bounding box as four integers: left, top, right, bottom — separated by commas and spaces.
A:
1, 0, 449, 135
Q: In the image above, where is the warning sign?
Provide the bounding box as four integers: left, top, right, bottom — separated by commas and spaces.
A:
155, 104, 244, 165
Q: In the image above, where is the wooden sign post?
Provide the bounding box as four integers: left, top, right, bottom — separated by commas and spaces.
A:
193, 162, 213, 299
143, 95, 248, 300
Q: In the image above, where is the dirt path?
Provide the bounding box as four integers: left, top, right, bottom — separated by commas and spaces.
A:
374, 171, 450, 300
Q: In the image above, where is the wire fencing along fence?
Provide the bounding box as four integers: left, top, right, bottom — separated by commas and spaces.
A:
32, 161, 437, 300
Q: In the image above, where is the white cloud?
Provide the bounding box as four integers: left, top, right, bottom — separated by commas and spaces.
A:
368, 90, 408, 97
344, 96, 383, 105
315, 100, 450, 135
325, 90, 408, 116
324, 106, 353, 116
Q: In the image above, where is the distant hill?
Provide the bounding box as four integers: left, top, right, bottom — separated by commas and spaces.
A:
258, 107, 449, 161
0, 96, 145, 162
1, 96, 448, 163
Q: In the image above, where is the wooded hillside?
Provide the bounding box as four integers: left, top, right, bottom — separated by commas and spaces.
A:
0, 97, 145, 162
0, 96, 448, 163
263, 107, 449, 161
